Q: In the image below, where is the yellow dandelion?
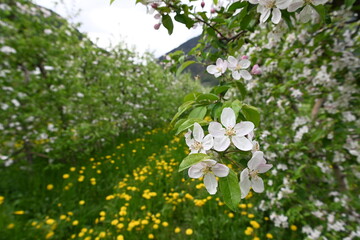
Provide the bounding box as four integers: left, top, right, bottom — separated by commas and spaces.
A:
117, 235, 124, 240
148, 234, 154, 239
72, 220, 79, 226
185, 228, 193, 235
266, 233, 274, 239
47, 184, 54, 190
13, 210, 25, 215
46, 219, 56, 225
174, 227, 181, 233
79, 200, 85, 205
62, 174, 70, 179
45, 231, 54, 239
291, 225, 298, 231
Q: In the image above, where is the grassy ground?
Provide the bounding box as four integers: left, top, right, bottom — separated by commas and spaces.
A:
0, 127, 297, 240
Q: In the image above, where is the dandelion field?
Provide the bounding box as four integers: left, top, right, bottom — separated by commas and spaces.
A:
0, 129, 287, 240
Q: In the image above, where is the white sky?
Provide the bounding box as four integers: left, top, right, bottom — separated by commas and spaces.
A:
33, 0, 203, 57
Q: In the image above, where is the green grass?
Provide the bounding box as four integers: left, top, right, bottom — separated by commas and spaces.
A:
0, 128, 298, 240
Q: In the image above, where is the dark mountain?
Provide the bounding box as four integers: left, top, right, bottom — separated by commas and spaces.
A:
160, 35, 218, 86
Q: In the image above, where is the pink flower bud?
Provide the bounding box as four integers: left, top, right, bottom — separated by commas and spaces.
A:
154, 13, 161, 19
211, 8, 216, 14
241, 55, 249, 60
154, 23, 161, 30
151, 3, 158, 9
201, 1, 205, 8
251, 64, 262, 75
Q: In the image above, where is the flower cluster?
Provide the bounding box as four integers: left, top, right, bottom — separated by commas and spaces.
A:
206, 56, 261, 80
248, 0, 328, 24
185, 108, 272, 198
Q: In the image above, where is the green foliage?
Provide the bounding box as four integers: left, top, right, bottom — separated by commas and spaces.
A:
0, 0, 203, 164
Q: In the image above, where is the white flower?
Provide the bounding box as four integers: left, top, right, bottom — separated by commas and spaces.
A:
257, 0, 290, 24
185, 122, 214, 154
247, 131, 260, 152
240, 151, 272, 198
206, 58, 228, 78
209, 108, 254, 151
188, 159, 229, 194
227, 56, 252, 80
288, 0, 328, 23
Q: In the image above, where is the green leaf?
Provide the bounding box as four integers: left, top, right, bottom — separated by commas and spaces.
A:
312, 4, 326, 23
170, 101, 195, 124
196, 93, 220, 103
345, 0, 356, 7
228, 1, 247, 13
179, 153, 210, 172
176, 60, 195, 76
235, 82, 247, 100
219, 169, 241, 211
162, 14, 174, 35
188, 106, 207, 119
241, 105, 260, 127
175, 118, 207, 135
173, 118, 186, 130
210, 85, 231, 95
174, 13, 195, 29
183, 92, 201, 102
110, 0, 116, 4
211, 102, 223, 121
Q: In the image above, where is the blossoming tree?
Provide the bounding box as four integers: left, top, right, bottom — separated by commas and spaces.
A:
111, 0, 359, 237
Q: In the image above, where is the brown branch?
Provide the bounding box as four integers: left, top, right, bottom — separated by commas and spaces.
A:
311, 98, 325, 119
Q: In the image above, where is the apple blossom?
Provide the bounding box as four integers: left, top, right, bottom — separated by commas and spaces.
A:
240, 151, 273, 198
288, 0, 328, 23
188, 159, 229, 194
206, 58, 228, 78
257, 0, 291, 24
251, 64, 262, 75
227, 56, 252, 80
209, 108, 254, 151
185, 122, 214, 154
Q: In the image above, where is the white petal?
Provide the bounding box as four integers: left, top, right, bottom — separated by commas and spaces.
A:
240, 169, 251, 199
288, 0, 304, 12
248, 151, 266, 170
234, 121, 254, 136
239, 59, 250, 69
188, 163, 205, 178
251, 176, 264, 193
208, 122, 226, 137
190, 147, 199, 154
260, 8, 271, 23
212, 163, 229, 177
202, 159, 217, 167
271, 8, 282, 24
193, 122, 204, 143
206, 65, 217, 75
247, 151, 266, 170
257, 163, 273, 173
240, 70, 252, 80
276, 0, 290, 9
221, 107, 236, 128
204, 173, 218, 195
213, 136, 231, 152
299, 5, 313, 23
232, 136, 253, 151
227, 56, 237, 69
186, 137, 194, 148
202, 134, 214, 150
232, 70, 241, 80
313, 0, 327, 5
216, 58, 224, 66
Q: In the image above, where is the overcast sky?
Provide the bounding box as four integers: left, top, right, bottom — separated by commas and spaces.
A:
33, 0, 203, 57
